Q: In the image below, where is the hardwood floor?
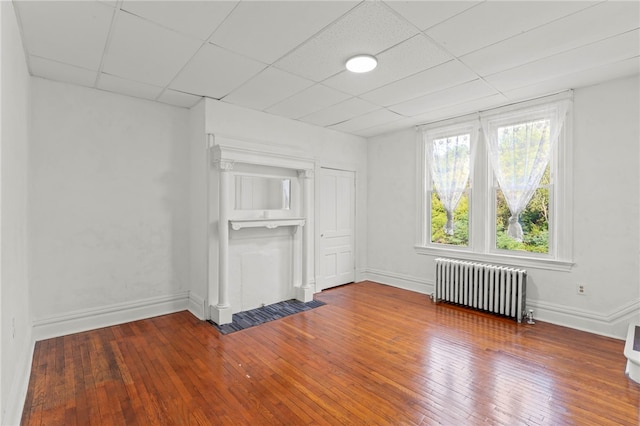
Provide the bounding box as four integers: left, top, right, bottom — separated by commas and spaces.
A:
21, 281, 639, 425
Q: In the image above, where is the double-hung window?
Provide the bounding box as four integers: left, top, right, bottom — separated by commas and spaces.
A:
416, 93, 573, 270
423, 122, 476, 248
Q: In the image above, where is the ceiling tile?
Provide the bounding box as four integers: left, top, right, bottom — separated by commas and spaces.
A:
222, 67, 315, 111
385, 1, 481, 31
169, 43, 266, 99
329, 109, 404, 133
484, 29, 640, 92
102, 11, 202, 87
211, 1, 358, 64
360, 60, 478, 107
323, 35, 452, 96
411, 93, 509, 125
503, 56, 640, 102
157, 90, 202, 109
14, 0, 639, 139
275, 1, 419, 81
16, 1, 113, 70
426, 1, 596, 56
121, 1, 237, 41
355, 117, 419, 138
462, 2, 640, 77
389, 79, 500, 116
265, 84, 351, 119
30, 56, 97, 88
299, 97, 380, 127
97, 73, 163, 101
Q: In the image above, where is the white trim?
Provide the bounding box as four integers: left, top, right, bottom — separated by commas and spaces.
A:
555, 106, 574, 262
484, 98, 573, 262
415, 94, 574, 269
361, 275, 636, 339
3, 334, 34, 426
363, 269, 433, 295
531, 297, 640, 324
209, 131, 307, 159
414, 246, 573, 272
212, 135, 314, 171
355, 268, 367, 283
210, 134, 316, 323
230, 218, 305, 230
188, 291, 206, 320
415, 130, 427, 247
32, 291, 190, 341
528, 297, 640, 340
420, 119, 478, 251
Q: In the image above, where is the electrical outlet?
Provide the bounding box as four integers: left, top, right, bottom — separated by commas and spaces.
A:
11, 318, 15, 339
576, 283, 587, 296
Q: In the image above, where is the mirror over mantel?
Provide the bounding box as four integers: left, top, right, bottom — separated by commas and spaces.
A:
234, 176, 291, 211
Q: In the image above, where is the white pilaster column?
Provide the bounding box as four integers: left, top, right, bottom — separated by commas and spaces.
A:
296, 169, 315, 302
212, 159, 234, 325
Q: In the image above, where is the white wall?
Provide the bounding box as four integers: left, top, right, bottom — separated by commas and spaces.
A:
29, 78, 191, 339
190, 98, 368, 313
1, 2, 33, 423
366, 75, 640, 339
187, 99, 207, 318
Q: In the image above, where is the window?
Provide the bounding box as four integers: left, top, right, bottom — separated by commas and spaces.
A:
416, 93, 573, 270
423, 122, 476, 248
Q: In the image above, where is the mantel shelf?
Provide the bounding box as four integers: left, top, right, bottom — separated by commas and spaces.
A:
230, 218, 306, 231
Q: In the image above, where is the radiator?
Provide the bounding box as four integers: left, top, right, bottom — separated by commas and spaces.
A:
434, 258, 527, 323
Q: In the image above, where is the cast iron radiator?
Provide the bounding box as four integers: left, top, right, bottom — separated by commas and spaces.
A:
434, 258, 527, 323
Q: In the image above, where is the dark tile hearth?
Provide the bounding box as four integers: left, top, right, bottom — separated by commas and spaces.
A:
208, 299, 326, 335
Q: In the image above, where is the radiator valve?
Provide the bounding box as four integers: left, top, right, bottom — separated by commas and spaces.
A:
526, 309, 535, 324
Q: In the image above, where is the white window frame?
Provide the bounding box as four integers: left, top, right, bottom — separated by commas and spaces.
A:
415, 92, 574, 272
419, 119, 478, 253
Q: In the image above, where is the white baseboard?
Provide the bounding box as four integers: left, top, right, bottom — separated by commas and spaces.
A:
13, 291, 198, 424
32, 291, 190, 341
363, 268, 433, 295
188, 292, 206, 320
355, 268, 367, 284
363, 268, 638, 340
528, 297, 640, 340
3, 333, 35, 426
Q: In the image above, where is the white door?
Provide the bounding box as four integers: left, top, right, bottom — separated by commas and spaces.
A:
318, 168, 355, 291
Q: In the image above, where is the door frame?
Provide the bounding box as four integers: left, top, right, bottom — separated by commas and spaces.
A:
314, 163, 358, 292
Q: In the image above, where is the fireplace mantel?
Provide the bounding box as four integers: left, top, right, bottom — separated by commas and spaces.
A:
209, 134, 316, 326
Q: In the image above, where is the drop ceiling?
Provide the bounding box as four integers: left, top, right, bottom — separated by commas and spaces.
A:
13, 0, 640, 138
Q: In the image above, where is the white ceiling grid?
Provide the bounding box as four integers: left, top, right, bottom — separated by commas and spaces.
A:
210, 1, 358, 65
265, 83, 352, 120
18, 1, 113, 70
300, 96, 380, 127
13, 0, 640, 138
221, 67, 315, 111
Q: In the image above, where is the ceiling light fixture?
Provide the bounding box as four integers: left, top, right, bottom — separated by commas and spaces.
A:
345, 54, 377, 73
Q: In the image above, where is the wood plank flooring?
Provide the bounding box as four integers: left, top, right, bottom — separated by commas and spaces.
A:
21, 281, 640, 425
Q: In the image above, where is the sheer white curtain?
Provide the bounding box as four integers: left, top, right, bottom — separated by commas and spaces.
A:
425, 126, 475, 235
481, 101, 569, 242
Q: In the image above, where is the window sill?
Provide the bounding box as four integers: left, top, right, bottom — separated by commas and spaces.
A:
414, 245, 574, 272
